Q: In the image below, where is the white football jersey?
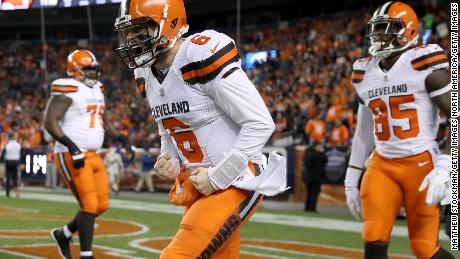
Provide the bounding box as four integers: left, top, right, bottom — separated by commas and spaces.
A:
352, 44, 449, 158
135, 30, 273, 172
50, 78, 105, 153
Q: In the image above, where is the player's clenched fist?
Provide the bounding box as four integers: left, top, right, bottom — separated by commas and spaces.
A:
154, 153, 179, 180
190, 167, 216, 196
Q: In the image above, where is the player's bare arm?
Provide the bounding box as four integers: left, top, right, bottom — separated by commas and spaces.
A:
426, 69, 451, 154
44, 95, 85, 168
418, 68, 452, 205
44, 95, 72, 140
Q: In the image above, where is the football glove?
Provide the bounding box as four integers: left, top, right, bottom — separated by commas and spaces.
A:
70, 151, 85, 169
57, 135, 85, 169
345, 167, 363, 221
419, 154, 451, 206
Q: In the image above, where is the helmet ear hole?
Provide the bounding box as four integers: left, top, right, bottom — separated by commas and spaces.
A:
170, 18, 178, 29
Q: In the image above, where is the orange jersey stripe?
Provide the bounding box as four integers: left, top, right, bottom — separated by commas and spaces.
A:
182, 47, 238, 81
351, 73, 364, 80
50, 85, 78, 92
412, 53, 448, 70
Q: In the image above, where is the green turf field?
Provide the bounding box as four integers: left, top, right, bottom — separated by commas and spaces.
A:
0, 190, 457, 259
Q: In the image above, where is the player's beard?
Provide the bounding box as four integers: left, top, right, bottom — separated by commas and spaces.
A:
134, 52, 156, 68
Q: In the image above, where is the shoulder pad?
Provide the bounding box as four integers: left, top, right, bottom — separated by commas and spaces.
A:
180, 30, 240, 85
409, 44, 449, 71
351, 57, 373, 84
50, 78, 79, 95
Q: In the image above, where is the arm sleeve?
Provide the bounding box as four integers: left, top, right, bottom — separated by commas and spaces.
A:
207, 68, 275, 162
348, 104, 375, 169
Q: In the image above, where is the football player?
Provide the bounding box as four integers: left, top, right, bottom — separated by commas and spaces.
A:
114, 0, 287, 257
45, 50, 134, 259
344, 2, 453, 259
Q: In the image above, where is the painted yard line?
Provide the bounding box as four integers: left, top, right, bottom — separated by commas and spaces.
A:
0, 206, 40, 214
241, 244, 341, 259
14, 192, 449, 241
243, 238, 414, 259
0, 211, 150, 239
129, 237, 302, 259
0, 243, 145, 259
0, 249, 43, 259
239, 250, 295, 259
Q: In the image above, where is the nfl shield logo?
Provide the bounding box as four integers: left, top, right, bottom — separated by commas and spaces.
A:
159, 88, 165, 97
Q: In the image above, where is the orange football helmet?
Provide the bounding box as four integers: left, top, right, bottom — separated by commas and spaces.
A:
114, 0, 189, 69
67, 49, 100, 86
366, 1, 419, 58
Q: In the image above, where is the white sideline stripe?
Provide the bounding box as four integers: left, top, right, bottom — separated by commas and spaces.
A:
14, 192, 450, 241
241, 244, 340, 259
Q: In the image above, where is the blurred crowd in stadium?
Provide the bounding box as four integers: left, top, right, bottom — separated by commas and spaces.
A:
0, 3, 450, 172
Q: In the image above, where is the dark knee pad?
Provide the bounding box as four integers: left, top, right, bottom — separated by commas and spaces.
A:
431, 247, 455, 259
365, 242, 388, 259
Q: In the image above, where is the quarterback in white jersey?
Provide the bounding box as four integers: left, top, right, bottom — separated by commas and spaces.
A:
344, 2, 453, 259
115, 0, 287, 257
45, 50, 134, 259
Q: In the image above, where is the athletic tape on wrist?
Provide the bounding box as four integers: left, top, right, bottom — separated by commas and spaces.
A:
72, 153, 85, 160
209, 153, 247, 190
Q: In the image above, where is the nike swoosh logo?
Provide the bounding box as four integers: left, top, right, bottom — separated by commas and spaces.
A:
418, 161, 430, 167
210, 42, 220, 53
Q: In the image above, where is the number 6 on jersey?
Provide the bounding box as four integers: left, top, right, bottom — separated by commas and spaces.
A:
162, 117, 204, 163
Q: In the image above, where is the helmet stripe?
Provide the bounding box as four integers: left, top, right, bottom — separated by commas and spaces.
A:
119, 0, 131, 16
380, 1, 394, 16
85, 50, 98, 64
374, 6, 382, 17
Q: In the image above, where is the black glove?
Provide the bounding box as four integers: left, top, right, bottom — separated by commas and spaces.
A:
70, 151, 85, 169
116, 134, 135, 163
57, 135, 85, 169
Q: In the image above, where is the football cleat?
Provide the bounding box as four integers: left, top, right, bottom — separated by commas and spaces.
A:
50, 228, 73, 259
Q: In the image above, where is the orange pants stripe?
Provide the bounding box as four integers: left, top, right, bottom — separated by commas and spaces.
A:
361, 150, 440, 259
54, 151, 109, 215
161, 164, 264, 259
